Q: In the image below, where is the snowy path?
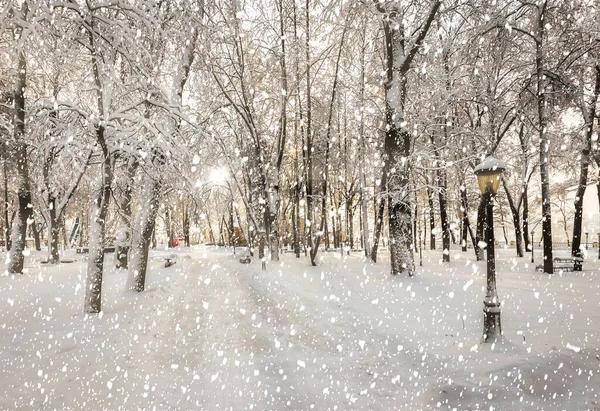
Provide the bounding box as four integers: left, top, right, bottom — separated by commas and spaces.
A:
2, 247, 600, 410
140, 252, 420, 410
141, 251, 478, 410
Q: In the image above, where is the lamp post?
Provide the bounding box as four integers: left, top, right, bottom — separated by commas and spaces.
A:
585, 232, 589, 250
418, 227, 423, 267
474, 156, 506, 342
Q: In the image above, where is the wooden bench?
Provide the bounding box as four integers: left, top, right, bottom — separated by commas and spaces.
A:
76, 247, 115, 254
536, 256, 583, 273
164, 258, 176, 268
239, 256, 251, 264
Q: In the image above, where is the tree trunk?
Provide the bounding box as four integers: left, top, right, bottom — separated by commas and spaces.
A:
413, 200, 418, 252
379, 0, 440, 277
128, 170, 161, 292
536, 2, 553, 273
503, 180, 524, 257
384, 52, 413, 275
229, 201, 235, 247
206, 210, 215, 244
116, 157, 137, 269
32, 219, 41, 251
437, 173, 450, 262
258, 231, 266, 259
427, 183, 436, 250
166, 207, 174, 248
370, 179, 386, 263
268, 194, 280, 261
293, 182, 300, 258
84, 127, 112, 313
571, 66, 600, 256
48, 198, 60, 264
475, 196, 486, 261
522, 186, 530, 252
349, 206, 354, 252
459, 182, 476, 252
304, 0, 315, 265
500, 204, 509, 245
61, 215, 69, 250
233, 204, 247, 248
3, 159, 10, 251
291, 0, 303, 261
79, 215, 85, 247
358, 26, 371, 258
331, 207, 337, 249
183, 202, 190, 248
8, 36, 33, 275
461, 199, 468, 252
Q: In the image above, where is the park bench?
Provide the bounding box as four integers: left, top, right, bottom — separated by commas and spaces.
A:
164, 258, 176, 268
239, 256, 251, 264
76, 247, 115, 254
536, 256, 583, 273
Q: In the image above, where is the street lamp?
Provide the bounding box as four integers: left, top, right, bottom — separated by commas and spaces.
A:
474, 156, 506, 342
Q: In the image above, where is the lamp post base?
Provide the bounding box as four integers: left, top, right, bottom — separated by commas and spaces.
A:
483, 302, 501, 342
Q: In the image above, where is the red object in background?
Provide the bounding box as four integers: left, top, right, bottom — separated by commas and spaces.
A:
173, 237, 185, 247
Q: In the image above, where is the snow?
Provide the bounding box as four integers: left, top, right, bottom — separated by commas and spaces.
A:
1, 245, 600, 410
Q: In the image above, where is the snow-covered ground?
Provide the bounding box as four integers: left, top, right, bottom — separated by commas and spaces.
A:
1, 245, 600, 410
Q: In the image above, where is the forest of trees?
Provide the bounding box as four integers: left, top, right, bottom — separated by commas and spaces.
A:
0, 0, 599, 312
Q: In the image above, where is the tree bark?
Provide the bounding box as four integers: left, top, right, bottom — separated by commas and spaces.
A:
32, 219, 41, 251
3, 159, 10, 251
571, 66, 600, 256
183, 202, 190, 248
116, 156, 137, 269
48, 198, 60, 263
165, 207, 174, 248
84, 126, 112, 313
128, 160, 161, 292
535, 2, 553, 273
475, 196, 486, 261
358, 21, 371, 258
435, 162, 450, 262
522, 185, 530, 252
304, 0, 315, 265
426, 180, 436, 250
459, 182, 476, 252
379, 0, 441, 276
370, 175, 387, 262
503, 180, 524, 257
8, 12, 33, 275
